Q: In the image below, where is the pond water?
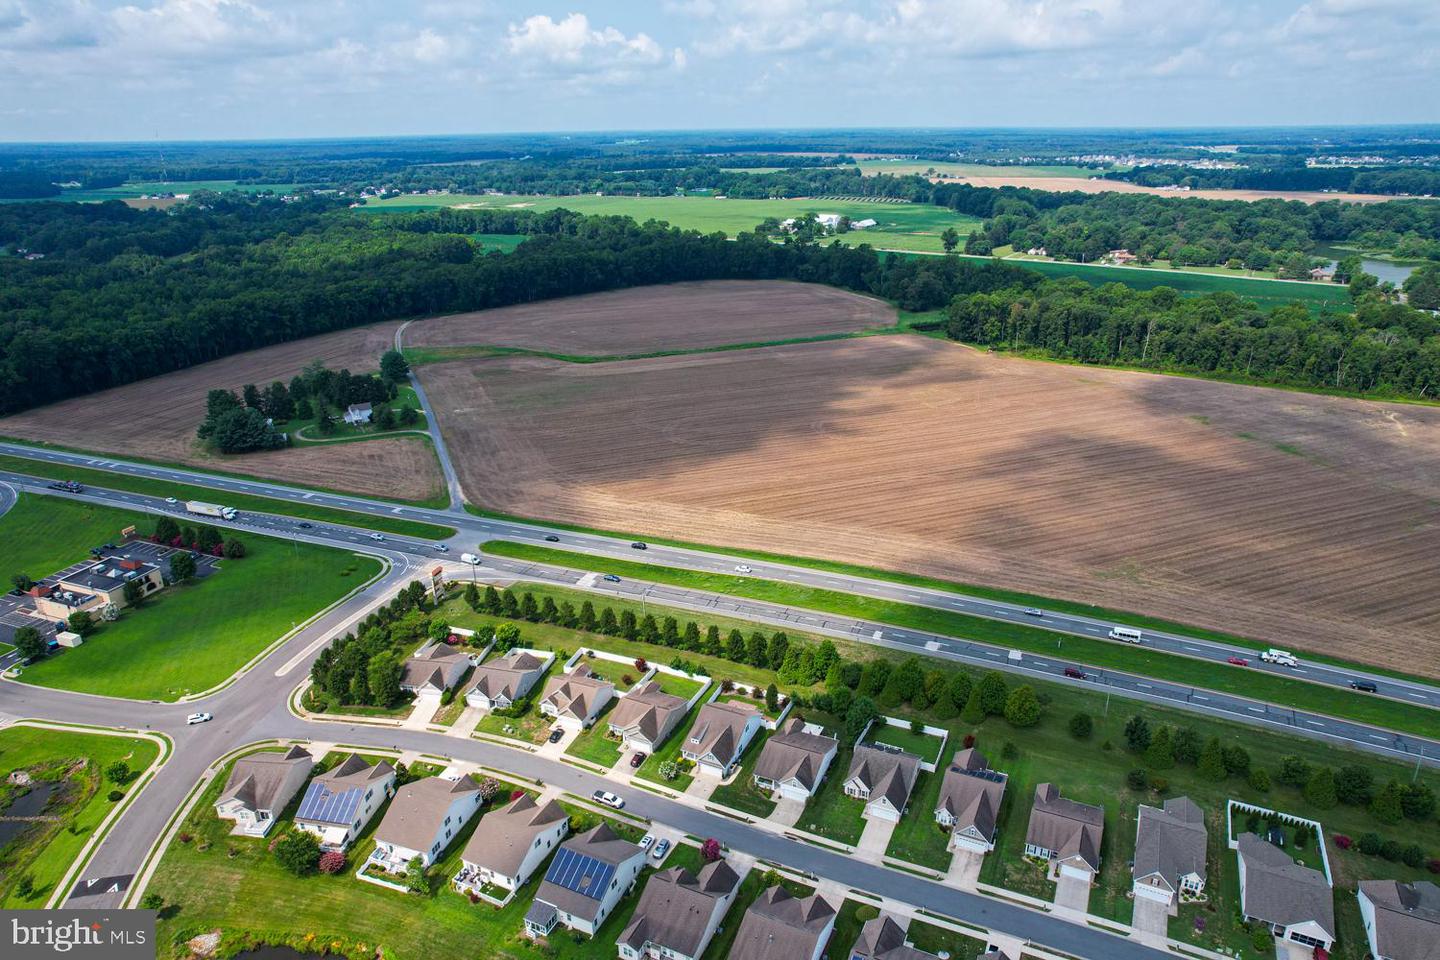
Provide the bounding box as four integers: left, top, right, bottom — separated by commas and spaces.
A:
232, 948, 310, 960
0, 780, 59, 847
1314, 246, 1424, 285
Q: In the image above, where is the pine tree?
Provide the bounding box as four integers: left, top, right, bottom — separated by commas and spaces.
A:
1197, 736, 1227, 781
598, 606, 618, 635
578, 600, 597, 632
483, 585, 502, 614
726, 629, 746, 662
1003, 685, 1041, 727
1303, 767, 1337, 809
960, 685, 986, 725
540, 597, 559, 623
1371, 780, 1406, 825
1144, 727, 1175, 770
463, 582, 479, 610
520, 592, 539, 621
683, 621, 701, 650
704, 625, 722, 656
977, 671, 1009, 716
619, 610, 637, 640
1123, 714, 1152, 753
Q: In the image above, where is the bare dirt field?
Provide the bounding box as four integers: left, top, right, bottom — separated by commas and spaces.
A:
403, 281, 896, 355
0, 321, 444, 501
421, 336, 1440, 673
944, 175, 1408, 205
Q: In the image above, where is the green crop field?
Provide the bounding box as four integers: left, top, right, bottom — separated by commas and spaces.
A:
55, 180, 297, 202
363, 193, 983, 254
6, 496, 380, 700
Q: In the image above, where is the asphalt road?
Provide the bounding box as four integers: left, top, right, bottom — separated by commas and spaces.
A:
3, 441, 1434, 714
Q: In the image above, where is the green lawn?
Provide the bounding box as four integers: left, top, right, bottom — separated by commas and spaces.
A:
0, 454, 457, 539
906, 918, 989, 960
798, 743, 866, 846
884, 767, 949, 871
8, 498, 380, 699
0, 723, 161, 907
707, 730, 777, 818
56, 180, 295, 202
865, 723, 945, 765
564, 703, 624, 768
481, 543, 1440, 738
470, 233, 527, 253
714, 690, 778, 719
632, 702, 702, 792
650, 672, 705, 700
474, 702, 554, 745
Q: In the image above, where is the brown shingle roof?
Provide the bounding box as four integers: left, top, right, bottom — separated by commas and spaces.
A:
400, 642, 467, 690
532, 824, 643, 923
373, 776, 480, 853
846, 744, 921, 813
609, 681, 688, 743
730, 886, 836, 960
217, 745, 311, 812
684, 700, 761, 767
315, 753, 393, 790
617, 860, 741, 957
752, 719, 837, 792
1133, 796, 1206, 893
460, 793, 566, 877
851, 913, 940, 960
467, 649, 546, 702
541, 663, 614, 721
1357, 880, 1440, 960
1025, 783, 1104, 873
1236, 833, 1333, 938
935, 749, 1006, 841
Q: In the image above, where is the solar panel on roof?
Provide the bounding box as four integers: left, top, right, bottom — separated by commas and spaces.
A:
295, 781, 362, 825
543, 847, 616, 901
953, 767, 1007, 783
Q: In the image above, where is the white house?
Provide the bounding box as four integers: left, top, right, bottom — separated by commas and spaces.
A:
343, 403, 373, 426
369, 776, 483, 872
933, 748, 1007, 854
850, 218, 878, 230
1132, 796, 1207, 912
465, 650, 549, 710
681, 700, 764, 778
1235, 832, 1335, 951
616, 860, 742, 960
213, 746, 313, 837
399, 643, 471, 703
538, 663, 615, 730
524, 824, 646, 939
455, 794, 569, 902
843, 744, 920, 823
1357, 880, 1440, 960
292, 754, 395, 851
751, 719, 837, 801
1024, 783, 1104, 882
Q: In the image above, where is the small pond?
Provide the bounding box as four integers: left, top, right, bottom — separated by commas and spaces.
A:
0, 780, 59, 847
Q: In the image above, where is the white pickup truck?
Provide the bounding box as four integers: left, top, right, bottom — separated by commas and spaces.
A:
1260, 648, 1299, 667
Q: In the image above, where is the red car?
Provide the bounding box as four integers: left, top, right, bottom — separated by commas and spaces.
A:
1226, 656, 1249, 666
1063, 667, 1086, 680
629, 752, 648, 768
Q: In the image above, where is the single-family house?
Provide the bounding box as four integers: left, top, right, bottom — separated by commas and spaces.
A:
851, 912, 942, 960
1108, 249, 1137, 264
1024, 783, 1104, 882
843, 744, 921, 822
681, 700, 764, 778
851, 218, 878, 230
816, 213, 842, 229
399, 643, 471, 702
934, 748, 1007, 854
1356, 879, 1440, 960
1132, 796, 1207, 911
1309, 266, 1336, 282
214, 745, 312, 837
539, 663, 616, 730
455, 794, 569, 899
369, 775, 483, 872
343, 403, 373, 425
616, 859, 742, 960
1235, 832, 1335, 950
524, 824, 646, 939
752, 719, 838, 801
729, 886, 836, 960
607, 681, 688, 752
292, 753, 395, 851
465, 649, 548, 710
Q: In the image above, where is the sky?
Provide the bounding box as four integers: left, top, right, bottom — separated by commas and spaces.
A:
0, 0, 1436, 142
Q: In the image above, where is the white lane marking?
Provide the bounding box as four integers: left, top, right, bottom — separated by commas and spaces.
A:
1137, 683, 1152, 689
1407, 692, 1430, 700
1194, 695, 1209, 701
872, 630, 883, 640
1306, 721, 1324, 727
1370, 735, 1389, 742
1248, 706, 1264, 713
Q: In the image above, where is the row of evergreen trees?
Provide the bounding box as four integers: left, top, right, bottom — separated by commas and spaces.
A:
309, 580, 435, 710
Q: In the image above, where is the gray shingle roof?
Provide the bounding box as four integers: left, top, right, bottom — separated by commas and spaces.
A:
467, 649, 546, 702
541, 663, 613, 721
1236, 833, 1333, 938
373, 775, 480, 853
1357, 880, 1440, 960
752, 719, 837, 792
400, 642, 468, 690
729, 886, 836, 960
846, 744, 921, 812
935, 749, 1006, 841
1133, 796, 1207, 893
617, 860, 741, 957
460, 793, 567, 878
532, 823, 642, 923
851, 913, 941, 960
684, 700, 761, 767
1025, 783, 1104, 872
217, 745, 311, 812
609, 681, 688, 743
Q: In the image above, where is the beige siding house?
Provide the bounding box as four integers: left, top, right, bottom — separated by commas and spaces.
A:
616, 860, 742, 960
214, 746, 313, 838
934, 748, 1007, 854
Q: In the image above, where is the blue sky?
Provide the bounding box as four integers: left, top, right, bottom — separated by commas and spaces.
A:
0, 0, 1435, 141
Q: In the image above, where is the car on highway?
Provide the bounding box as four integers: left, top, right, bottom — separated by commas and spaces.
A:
165, 497, 178, 504
369, 533, 385, 541
1063, 667, 1085, 679
629, 751, 647, 768
1226, 656, 1249, 666
434, 544, 449, 552
602, 574, 621, 583
631, 542, 647, 550
650, 838, 671, 861
638, 833, 655, 851
186, 712, 212, 725
544, 535, 560, 542
548, 728, 565, 743
297, 522, 313, 529
592, 790, 625, 809
1349, 679, 1379, 693
1024, 608, 1043, 617
735, 564, 753, 574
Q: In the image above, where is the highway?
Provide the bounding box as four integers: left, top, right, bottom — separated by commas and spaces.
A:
3, 467, 1438, 770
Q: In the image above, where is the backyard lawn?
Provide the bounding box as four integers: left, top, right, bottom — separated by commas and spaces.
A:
708, 730, 777, 818
907, 918, 989, 960
884, 767, 950, 871
564, 702, 623, 768
16, 519, 379, 700
650, 672, 705, 700
797, 743, 866, 846
865, 723, 946, 765
0, 723, 162, 908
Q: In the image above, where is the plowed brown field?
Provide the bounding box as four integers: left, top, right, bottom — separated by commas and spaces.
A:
403, 281, 896, 355
946, 175, 1404, 204
421, 336, 1440, 673
0, 321, 444, 502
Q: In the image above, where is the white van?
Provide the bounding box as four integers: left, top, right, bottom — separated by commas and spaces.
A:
460, 553, 482, 565
1108, 626, 1143, 643
1261, 649, 1299, 667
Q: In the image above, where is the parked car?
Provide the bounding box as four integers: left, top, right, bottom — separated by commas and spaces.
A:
1063, 667, 1085, 680
630, 542, 647, 550
368, 533, 385, 541
1349, 679, 1379, 693
544, 535, 560, 542
548, 728, 565, 743
602, 574, 621, 583
1024, 608, 1043, 617
650, 838, 671, 861
629, 751, 647, 768
1226, 656, 1249, 666
638, 833, 655, 851
592, 790, 625, 809
185, 712, 212, 725
734, 564, 753, 574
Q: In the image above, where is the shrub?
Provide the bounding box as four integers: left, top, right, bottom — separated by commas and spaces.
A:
405, 857, 428, 893
1068, 713, 1093, 740
1000, 741, 1018, 761
1372, 780, 1406, 825
1333, 834, 1353, 850
1002, 685, 1041, 727
962, 733, 976, 749
318, 851, 348, 874
1303, 767, 1337, 809
634, 658, 649, 673
700, 838, 722, 862
659, 760, 679, 781
1401, 844, 1426, 868
1247, 768, 1271, 793
621, 674, 634, 687
107, 789, 123, 801
105, 761, 130, 784
178, 832, 193, 844
1148, 775, 1169, 794
139, 893, 164, 910
1250, 927, 1273, 952
1123, 714, 1151, 753
510, 789, 525, 801
274, 830, 321, 875
15, 875, 34, 899
1127, 768, 1149, 791
1428, 859, 1440, 875
1380, 839, 1403, 861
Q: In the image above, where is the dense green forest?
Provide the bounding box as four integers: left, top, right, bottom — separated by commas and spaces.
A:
944, 277, 1440, 399
0, 198, 1036, 415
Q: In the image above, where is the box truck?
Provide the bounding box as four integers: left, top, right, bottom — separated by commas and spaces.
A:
185, 500, 237, 521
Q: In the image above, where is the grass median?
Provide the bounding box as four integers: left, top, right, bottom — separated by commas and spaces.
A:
481, 541, 1440, 739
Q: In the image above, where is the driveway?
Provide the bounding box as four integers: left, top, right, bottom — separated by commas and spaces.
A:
946, 849, 983, 889
1053, 874, 1092, 913
856, 816, 897, 862
1131, 896, 1170, 942
772, 796, 806, 828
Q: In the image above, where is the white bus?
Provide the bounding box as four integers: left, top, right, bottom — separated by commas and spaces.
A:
1108, 626, 1143, 643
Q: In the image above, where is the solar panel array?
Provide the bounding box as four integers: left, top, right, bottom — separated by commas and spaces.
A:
951, 766, 1007, 784
544, 847, 616, 900
294, 781, 362, 825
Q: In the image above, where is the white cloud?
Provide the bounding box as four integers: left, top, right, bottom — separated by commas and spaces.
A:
507, 13, 663, 66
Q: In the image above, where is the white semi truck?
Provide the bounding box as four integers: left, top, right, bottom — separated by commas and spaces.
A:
185, 500, 237, 521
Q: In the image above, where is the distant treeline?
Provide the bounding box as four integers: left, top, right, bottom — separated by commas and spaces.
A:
945, 278, 1440, 399
1104, 165, 1440, 198
0, 198, 1035, 415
